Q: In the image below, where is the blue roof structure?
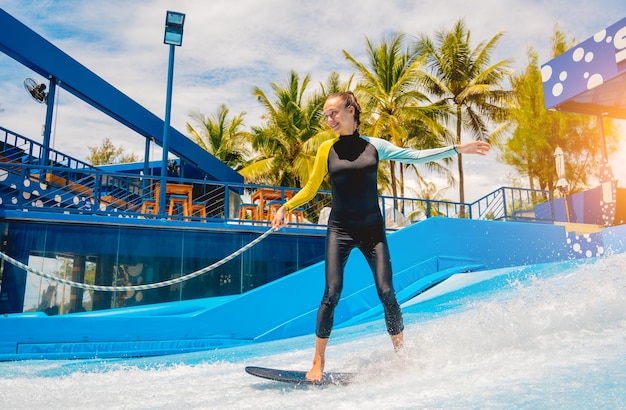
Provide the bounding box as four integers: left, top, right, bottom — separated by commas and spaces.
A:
0, 8, 243, 183
541, 17, 626, 119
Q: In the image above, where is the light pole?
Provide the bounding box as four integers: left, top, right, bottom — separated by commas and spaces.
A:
159, 10, 186, 216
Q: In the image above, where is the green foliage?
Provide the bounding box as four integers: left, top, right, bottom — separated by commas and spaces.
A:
239, 71, 347, 187
344, 32, 451, 199
189, 20, 622, 199
413, 19, 513, 203
87, 137, 140, 165
187, 104, 252, 171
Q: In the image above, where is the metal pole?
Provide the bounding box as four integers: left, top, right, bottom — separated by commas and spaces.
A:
142, 136, 151, 192
159, 44, 176, 216
41, 77, 57, 166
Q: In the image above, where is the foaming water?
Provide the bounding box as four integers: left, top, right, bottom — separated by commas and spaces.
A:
2, 254, 625, 409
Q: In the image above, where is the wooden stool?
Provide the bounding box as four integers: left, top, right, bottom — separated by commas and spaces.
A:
238, 203, 259, 221
288, 207, 305, 224
266, 201, 284, 221
191, 201, 207, 218
168, 194, 189, 218
140, 200, 156, 214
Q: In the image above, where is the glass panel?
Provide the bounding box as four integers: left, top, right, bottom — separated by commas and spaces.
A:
166, 12, 185, 26
2, 220, 325, 315
164, 29, 183, 46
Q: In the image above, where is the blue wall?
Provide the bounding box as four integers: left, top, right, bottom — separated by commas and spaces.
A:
536, 187, 626, 226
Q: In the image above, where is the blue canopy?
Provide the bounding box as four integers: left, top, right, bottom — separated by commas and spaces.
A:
542, 17, 626, 119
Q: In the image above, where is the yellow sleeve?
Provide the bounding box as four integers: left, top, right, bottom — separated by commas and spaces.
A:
284, 138, 336, 211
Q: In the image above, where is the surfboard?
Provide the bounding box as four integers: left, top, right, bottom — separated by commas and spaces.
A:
245, 366, 355, 386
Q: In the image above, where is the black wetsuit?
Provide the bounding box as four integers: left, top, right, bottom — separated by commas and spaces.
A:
284, 131, 457, 339
319, 133, 402, 338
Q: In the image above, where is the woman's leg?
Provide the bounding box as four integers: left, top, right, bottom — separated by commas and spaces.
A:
360, 226, 404, 348
308, 222, 353, 380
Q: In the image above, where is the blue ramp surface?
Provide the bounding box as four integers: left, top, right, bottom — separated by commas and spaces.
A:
0, 218, 568, 360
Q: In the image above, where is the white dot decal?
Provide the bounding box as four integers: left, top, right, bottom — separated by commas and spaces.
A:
541, 65, 553, 82
559, 71, 568, 81
585, 52, 594, 62
572, 47, 585, 62
0, 169, 7, 182
587, 73, 603, 89
552, 83, 563, 97
593, 30, 606, 42
23, 179, 30, 187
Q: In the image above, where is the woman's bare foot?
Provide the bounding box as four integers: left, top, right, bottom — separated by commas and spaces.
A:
391, 332, 404, 352
306, 337, 329, 381
306, 358, 324, 381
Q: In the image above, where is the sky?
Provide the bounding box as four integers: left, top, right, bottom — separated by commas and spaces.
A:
0, 0, 625, 201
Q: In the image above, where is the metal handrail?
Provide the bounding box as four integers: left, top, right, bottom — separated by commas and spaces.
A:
0, 159, 555, 227
0, 125, 95, 171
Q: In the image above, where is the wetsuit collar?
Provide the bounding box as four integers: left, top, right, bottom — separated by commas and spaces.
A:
339, 131, 360, 138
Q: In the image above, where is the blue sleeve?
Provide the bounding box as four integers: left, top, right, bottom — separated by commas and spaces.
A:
362, 136, 458, 164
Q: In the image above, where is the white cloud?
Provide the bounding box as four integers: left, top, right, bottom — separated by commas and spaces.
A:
1, 0, 625, 197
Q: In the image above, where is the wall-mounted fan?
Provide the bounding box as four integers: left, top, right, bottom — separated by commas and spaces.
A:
23, 78, 48, 104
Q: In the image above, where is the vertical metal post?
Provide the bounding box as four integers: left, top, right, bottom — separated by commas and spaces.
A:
41, 77, 57, 166
501, 187, 508, 221
159, 44, 176, 216
143, 136, 151, 192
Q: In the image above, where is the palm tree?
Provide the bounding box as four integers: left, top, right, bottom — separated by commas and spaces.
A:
404, 172, 452, 221
319, 71, 355, 97
344, 33, 450, 201
400, 115, 456, 196
240, 70, 330, 187
413, 19, 513, 205
186, 104, 251, 171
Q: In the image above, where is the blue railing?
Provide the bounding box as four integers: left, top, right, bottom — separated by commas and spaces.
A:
470, 186, 553, 222
0, 160, 555, 229
0, 125, 555, 227
0, 125, 95, 170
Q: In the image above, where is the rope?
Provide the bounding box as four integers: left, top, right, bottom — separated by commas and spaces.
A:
0, 227, 275, 292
